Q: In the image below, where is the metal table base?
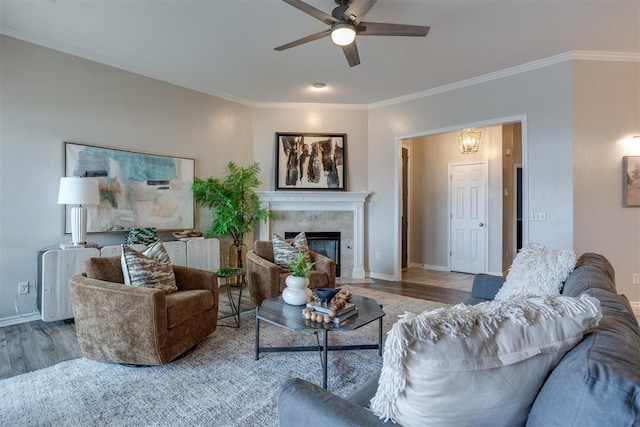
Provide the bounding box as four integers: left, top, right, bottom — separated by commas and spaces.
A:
255, 304, 384, 389
217, 268, 246, 328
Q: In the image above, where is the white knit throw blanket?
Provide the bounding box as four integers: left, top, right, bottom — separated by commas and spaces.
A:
370, 294, 602, 422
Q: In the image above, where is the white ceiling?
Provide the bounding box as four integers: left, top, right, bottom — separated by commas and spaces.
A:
1, 0, 639, 105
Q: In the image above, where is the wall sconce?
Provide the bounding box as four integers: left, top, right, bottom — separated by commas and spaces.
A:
458, 128, 481, 154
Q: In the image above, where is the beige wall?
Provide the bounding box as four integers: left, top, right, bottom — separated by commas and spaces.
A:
252, 107, 369, 192
573, 60, 640, 301
0, 36, 254, 321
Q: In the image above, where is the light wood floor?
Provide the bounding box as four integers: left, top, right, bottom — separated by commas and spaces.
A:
0, 276, 470, 381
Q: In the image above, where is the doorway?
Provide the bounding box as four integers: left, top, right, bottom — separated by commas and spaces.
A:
396, 118, 526, 286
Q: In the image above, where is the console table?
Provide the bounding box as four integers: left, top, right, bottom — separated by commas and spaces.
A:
37, 239, 220, 322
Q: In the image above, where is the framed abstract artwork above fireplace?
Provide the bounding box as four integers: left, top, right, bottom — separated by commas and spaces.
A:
275, 132, 346, 190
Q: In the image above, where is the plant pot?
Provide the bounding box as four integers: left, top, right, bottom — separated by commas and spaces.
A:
282, 275, 312, 305
228, 243, 247, 285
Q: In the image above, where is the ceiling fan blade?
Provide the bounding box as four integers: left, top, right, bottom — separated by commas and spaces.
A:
357, 21, 430, 37
343, 0, 378, 24
274, 29, 332, 51
281, 0, 337, 25
341, 41, 361, 67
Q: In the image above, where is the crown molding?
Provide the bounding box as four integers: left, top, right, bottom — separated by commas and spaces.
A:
2, 27, 636, 110
572, 50, 640, 62
369, 52, 573, 110
252, 102, 368, 110
255, 50, 639, 111
370, 50, 640, 110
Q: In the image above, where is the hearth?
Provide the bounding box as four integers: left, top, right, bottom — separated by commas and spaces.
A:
286, 231, 341, 277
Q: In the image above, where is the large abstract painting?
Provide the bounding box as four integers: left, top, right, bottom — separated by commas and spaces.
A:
64, 142, 195, 232
275, 133, 346, 190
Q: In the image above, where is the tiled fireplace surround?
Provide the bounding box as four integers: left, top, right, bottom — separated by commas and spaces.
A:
256, 191, 371, 278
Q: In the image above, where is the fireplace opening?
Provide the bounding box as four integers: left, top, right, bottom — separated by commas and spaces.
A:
285, 231, 341, 277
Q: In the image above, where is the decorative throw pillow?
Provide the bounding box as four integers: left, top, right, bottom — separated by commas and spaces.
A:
494, 242, 577, 300
120, 241, 177, 293
370, 294, 601, 427
272, 232, 311, 268
124, 227, 158, 245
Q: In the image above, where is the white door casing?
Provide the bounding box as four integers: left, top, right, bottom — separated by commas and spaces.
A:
449, 162, 488, 274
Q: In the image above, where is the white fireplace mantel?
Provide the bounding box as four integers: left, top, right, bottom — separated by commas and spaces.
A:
256, 191, 371, 278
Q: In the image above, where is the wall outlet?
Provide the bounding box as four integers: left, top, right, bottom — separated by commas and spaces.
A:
633, 274, 640, 285
18, 281, 29, 294
375, 251, 381, 260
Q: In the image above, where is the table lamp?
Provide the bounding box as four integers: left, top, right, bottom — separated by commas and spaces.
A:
57, 177, 99, 247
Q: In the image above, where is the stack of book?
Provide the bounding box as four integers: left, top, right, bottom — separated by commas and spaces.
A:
306, 300, 357, 323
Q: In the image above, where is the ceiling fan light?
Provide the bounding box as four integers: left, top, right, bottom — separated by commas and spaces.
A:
331, 24, 356, 46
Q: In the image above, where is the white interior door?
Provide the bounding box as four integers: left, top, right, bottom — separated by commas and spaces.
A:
450, 162, 487, 274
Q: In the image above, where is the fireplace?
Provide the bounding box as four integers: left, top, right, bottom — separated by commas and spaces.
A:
256, 191, 371, 278
285, 231, 341, 277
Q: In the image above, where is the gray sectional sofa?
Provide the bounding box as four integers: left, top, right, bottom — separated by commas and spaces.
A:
277, 253, 640, 426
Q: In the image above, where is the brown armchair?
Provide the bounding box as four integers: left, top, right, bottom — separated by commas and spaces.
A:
69, 256, 218, 365
246, 240, 336, 307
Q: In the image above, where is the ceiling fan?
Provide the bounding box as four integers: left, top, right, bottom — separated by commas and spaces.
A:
274, 0, 430, 67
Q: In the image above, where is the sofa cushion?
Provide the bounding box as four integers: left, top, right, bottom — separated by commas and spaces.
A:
272, 232, 311, 268
470, 273, 505, 300
121, 241, 177, 293
85, 256, 124, 283
165, 289, 214, 329
527, 253, 640, 426
495, 242, 576, 300
370, 294, 602, 427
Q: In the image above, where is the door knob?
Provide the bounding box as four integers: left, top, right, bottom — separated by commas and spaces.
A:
479, 223, 484, 227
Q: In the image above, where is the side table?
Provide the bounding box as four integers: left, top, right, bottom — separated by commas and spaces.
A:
217, 267, 246, 327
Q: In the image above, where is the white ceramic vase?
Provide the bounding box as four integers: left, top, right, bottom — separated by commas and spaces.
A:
282, 275, 312, 305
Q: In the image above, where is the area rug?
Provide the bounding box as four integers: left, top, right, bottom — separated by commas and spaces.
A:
0, 286, 445, 427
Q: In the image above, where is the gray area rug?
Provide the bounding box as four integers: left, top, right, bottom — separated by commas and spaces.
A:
0, 286, 444, 426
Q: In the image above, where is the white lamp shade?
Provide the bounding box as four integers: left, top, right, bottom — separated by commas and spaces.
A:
57, 177, 99, 205
331, 24, 356, 46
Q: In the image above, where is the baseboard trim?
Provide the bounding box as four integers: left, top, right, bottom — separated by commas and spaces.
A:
368, 272, 397, 282
0, 312, 41, 328
409, 263, 449, 272
487, 271, 504, 277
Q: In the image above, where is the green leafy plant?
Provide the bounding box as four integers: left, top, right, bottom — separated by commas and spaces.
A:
192, 161, 275, 268
289, 252, 315, 279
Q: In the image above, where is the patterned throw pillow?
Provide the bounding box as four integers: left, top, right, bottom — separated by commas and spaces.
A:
125, 227, 158, 245
120, 241, 177, 293
272, 232, 311, 268
370, 294, 602, 427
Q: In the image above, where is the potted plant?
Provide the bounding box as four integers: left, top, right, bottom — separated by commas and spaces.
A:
192, 161, 275, 269
282, 252, 315, 305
